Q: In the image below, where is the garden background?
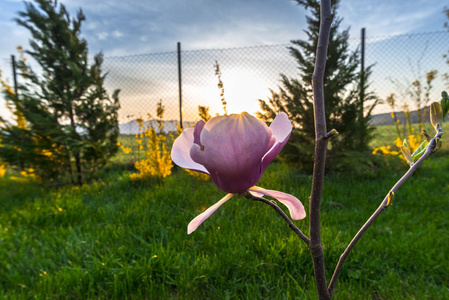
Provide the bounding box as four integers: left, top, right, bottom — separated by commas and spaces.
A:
1, 29, 449, 140
1, 6, 449, 300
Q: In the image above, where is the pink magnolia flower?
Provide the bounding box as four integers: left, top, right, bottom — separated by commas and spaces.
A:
171, 112, 306, 234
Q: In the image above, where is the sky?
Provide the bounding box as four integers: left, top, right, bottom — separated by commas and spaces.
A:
0, 0, 445, 57
0, 0, 448, 123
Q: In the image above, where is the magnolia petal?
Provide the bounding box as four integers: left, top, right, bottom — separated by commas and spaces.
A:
187, 193, 234, 234
190, 112, 272, 193
248, 190, 264, 198
249, 186, 306, 220
193, 120, 206, 147
171, 128, 209, 174
261, 113, 292, 171
269, 112, 291, 143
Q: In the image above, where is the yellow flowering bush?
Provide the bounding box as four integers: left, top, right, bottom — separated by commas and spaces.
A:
9, 168, 40, 183
0, 46, 47, 182
122, 100, 173, 180
373, 135, 421, 162
0, 46, 27, 130
374, 94, 424, 164
129, 119, 172, 180
0, 164, 5, 177
116, 141, 131, 154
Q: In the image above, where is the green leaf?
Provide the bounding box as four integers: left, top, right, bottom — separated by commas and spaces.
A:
411, 140, 429, 157
411, 139, 430, 162
412, 146, 428, 162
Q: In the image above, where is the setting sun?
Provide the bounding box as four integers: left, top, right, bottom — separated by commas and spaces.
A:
222, 68, 270, 116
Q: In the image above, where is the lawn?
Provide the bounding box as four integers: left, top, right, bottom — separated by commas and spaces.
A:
369, 122, 437, 149
1, 147, 448, 298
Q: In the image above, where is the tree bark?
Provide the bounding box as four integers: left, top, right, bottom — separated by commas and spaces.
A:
308, 0, 333, 299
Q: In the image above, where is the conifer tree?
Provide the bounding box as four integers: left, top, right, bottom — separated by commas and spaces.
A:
0, 0, 120, 185
258, 0, 377, 170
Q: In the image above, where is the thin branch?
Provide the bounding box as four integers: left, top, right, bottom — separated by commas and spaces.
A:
244, 192, 310, 246
328, 129, 443, 297
309, 0, 333, 299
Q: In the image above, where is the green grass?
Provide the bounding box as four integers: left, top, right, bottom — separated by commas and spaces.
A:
1, 152, 449, 299
369, 122, 437, 149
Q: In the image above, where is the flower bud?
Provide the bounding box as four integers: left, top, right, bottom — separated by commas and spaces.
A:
430, 102, 443, 132
403, 139, 409, 149
400, 145, 414, 166
329, 128, 339, 137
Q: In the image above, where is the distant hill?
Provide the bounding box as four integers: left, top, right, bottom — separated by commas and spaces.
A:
369, 107, 431, 126
118, 107, 433, 135
119, 119, 196, 135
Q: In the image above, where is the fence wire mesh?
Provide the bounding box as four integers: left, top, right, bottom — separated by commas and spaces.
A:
100, 30, 449, 137
1, 30, 448, 143
100, 44, 301, 134
363, 31, 449, 123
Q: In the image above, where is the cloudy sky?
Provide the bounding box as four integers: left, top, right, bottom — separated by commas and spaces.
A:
0, 0, 447, 122
0, 0, 446, 60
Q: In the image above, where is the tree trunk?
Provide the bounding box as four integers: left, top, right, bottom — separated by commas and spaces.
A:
69, 100, 83, 185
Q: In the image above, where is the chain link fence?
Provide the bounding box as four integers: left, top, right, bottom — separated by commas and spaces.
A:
364, 31, 448, 123
1, 30, 448, 145
101, 43, 301, 134
99, 30, 449, 138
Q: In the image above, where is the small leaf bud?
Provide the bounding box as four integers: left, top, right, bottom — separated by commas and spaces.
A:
422, 129, 431, 142
386, 190, 394, 207
400, 145, 414, 166
430, 102, 443, 132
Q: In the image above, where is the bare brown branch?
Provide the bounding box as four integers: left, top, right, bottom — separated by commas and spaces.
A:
244, 192, 310, 246
309, 0, 333, 299
328, 129, 443, 297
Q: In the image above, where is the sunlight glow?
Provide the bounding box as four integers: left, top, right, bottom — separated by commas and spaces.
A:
222, 68, 269, 116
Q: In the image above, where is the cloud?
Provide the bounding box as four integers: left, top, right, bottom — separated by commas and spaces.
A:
97, 32, 109, 40
112, 30, 123, 38
62, 0, 307, 55
339, 0, 446, 38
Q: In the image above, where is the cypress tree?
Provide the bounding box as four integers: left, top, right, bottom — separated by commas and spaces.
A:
0, 0, 120, 185
258, 0, 378, 171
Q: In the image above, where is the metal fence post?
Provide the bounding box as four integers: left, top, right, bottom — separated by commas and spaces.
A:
360, 28, 365, 147
177, 42, 183, 129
